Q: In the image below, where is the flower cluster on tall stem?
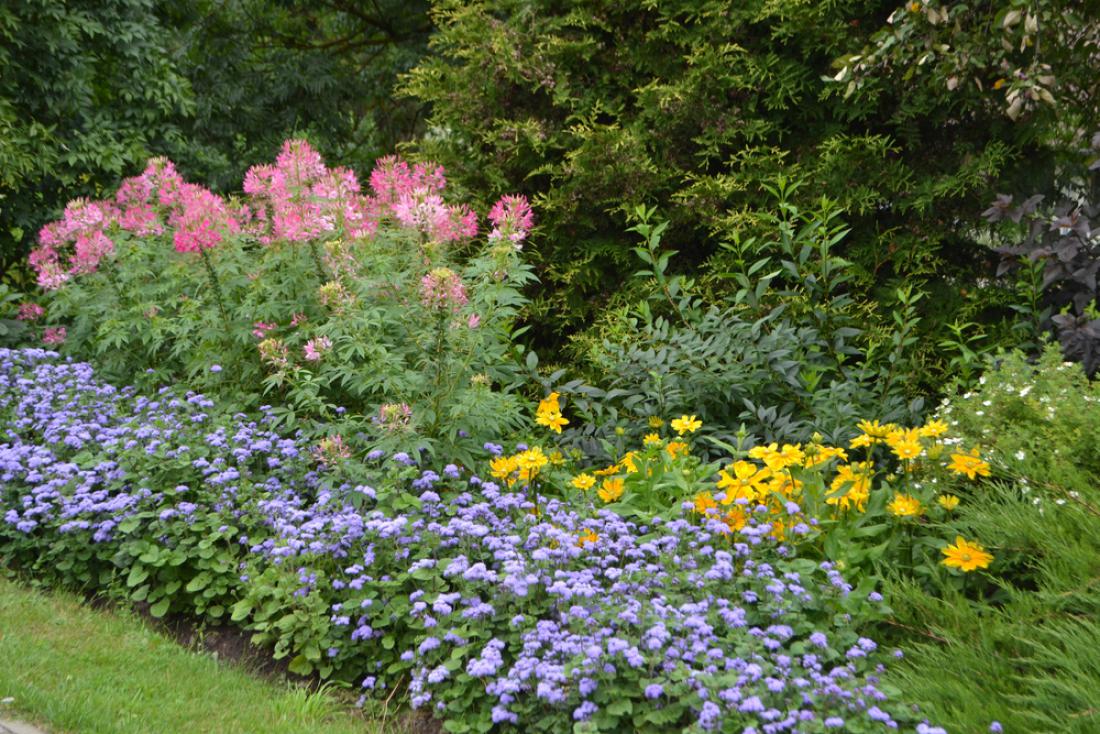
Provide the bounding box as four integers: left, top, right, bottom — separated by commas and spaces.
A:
419, 268, 468, 312
243, 139, 380, 250
29, 199, 120, 289
487, 194, 534, 249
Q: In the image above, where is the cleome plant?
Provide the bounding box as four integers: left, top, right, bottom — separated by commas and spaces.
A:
26, 140, 537, 465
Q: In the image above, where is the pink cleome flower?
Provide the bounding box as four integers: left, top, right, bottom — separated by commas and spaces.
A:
170, 184, 240, 254
419, 268, 468, 312
369, 156, 446, 206
30, 198, 120, 289
303, 335, 332, 361
114, 157, 185, 236
243, 140, 380, 244
252, 321, 278, 339
312, 434, 351, 465
488, 194, 534, 249
377, 402, 413, 432
16, 303, 45, 321
42, 327, 67, 345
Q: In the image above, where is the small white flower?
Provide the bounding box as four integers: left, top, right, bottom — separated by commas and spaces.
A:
975, 410, 984, 416
1015, 450, 1026, 461
982, 400, 992, 407
1069, 491, 1081, 499
1019, 386, 1031, 397
1055, 498, 1066, 505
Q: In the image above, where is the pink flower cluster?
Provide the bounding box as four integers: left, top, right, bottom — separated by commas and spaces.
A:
29, 138, 534, 290
42, 327, 67, 345
370, 156, 478, 243
16, 303, 44, 322
488, 195, 535, 249
243, 144, 479, 245
170, 184, 240, 254
114, 157, 185, 236
377, 402, 413, 431
419, 268, 469, 312
243, 140, 379, 243
30, 199, 120, 289
303, 335, 332, 361
312, 434, 351, 466
29, 157, 240, 287
252, 321, 278, 339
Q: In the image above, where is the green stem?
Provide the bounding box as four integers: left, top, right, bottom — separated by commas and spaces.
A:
428, 307, 449, 438
199, 248, 229, 323
309, 241, 328, 284
104, 266, 125, 305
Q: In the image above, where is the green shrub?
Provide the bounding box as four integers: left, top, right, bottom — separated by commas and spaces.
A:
535, 194, 925, 456
403, 0, 1095, 359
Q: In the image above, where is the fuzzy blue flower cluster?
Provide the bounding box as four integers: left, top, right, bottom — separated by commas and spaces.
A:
0, 349, 944, 733
248, 467, 938, 733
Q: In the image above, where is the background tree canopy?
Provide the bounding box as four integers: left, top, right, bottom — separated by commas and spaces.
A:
403, 0, 1100, 350
0, 0, 192, 282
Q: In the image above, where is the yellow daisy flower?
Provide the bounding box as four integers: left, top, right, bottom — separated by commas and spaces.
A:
571, 473, 596, 491
941, 536, 993, 572
937, 494, 960, 511
717, 461, 772, 504
888, 493, 923, 518
665, 441, 690, 459
597, 477, 625, 503
693, 491, 718, 515
947, 448, 991, 480
670, 415, 702, 435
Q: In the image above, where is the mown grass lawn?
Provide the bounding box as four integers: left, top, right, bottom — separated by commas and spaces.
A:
0, 577, 402, 734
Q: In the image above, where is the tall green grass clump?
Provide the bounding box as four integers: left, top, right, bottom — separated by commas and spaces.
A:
881, 346, 1100, 733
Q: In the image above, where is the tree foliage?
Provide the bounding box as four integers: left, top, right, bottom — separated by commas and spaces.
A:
0, 0, 192, 282
157, 0, 431, 189
403, 0, 1100, 348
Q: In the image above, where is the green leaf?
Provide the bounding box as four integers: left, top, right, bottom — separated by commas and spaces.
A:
287, 654, 314, 676
126, 565, 149, 587
149, 598, 170, 618
230, 599, 253, 622
185, 572, 211, 593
